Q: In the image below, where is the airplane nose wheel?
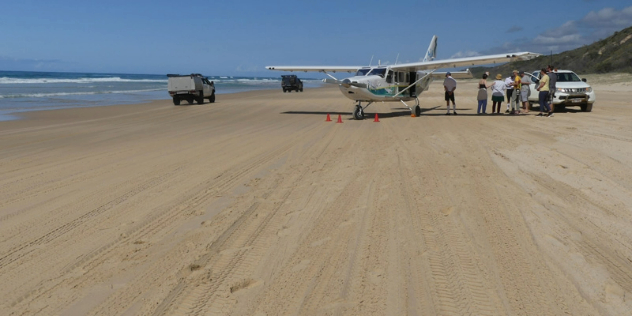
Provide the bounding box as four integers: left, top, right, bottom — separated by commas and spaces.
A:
353, 103, 365, 120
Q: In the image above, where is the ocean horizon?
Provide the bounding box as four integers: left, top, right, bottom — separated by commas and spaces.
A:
0, 70, 322, 121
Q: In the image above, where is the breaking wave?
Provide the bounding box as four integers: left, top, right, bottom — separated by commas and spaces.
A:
0, 77, 168, 84
0, 88, 164, 99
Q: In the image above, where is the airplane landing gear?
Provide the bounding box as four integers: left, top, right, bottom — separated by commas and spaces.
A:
353, 103, 365, 120
401, 98, 421, 117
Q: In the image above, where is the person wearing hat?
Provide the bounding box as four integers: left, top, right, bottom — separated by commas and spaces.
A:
519, 70, 532, 114
443, 72, 457, 115
490, 74, 507, 114
509, 70, 521, 114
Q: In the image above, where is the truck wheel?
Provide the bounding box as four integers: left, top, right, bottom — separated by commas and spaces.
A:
283, 89, 286, 93
581, 103, 593, 112
300, 88, 303, 92
197, 91, 204, 104
173, 97, 180, 105
209, 92, 215, 103
187, 98, 194, 105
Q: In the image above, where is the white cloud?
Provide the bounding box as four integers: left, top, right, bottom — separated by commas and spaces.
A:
483, 5, 632, 54
582, 6, 632, 29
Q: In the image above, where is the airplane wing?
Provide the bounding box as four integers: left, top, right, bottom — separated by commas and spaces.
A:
391, 52, 540, 72
433, 69, 473, 79
265, 66, 361, 73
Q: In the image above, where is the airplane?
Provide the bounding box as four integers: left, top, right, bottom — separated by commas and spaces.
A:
267, 36, 540, 119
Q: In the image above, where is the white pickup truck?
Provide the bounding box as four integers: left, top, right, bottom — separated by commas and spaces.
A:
526, 70, 596, 112
167, 74, 215, 105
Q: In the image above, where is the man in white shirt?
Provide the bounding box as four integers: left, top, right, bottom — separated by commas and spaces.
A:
443, 72, 457, 115
504, 75, 515, 113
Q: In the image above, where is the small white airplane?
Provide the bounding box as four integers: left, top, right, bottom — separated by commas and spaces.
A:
267, 36, 540, 119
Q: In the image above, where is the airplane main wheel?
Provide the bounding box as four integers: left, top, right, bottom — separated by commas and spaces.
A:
415, 105, 421, 117
353, 105, 364, 120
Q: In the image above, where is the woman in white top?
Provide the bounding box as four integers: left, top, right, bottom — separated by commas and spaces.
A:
490, 74, 507, 114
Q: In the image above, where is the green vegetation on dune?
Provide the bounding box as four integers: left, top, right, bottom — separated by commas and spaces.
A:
471, 25, 632, 78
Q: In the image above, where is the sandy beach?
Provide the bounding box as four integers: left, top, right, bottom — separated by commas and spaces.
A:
2, 78, 632, 315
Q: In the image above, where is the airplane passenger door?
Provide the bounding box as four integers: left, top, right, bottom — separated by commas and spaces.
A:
409, 72, 417, 97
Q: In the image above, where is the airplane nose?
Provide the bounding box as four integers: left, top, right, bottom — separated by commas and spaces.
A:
341, 79, 351, 88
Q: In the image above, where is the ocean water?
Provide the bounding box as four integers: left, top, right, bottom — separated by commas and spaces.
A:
0, 70, 322, 121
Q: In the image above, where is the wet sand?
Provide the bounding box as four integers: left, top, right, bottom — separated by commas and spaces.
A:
1, 78, 632, 315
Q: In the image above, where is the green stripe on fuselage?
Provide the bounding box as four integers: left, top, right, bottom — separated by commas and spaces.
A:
369, 85, 410, 96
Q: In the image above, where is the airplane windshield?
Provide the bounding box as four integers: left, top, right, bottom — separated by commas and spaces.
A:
356, 69, 371, 76
355, 68, 386, 78
367, 68, 386, 78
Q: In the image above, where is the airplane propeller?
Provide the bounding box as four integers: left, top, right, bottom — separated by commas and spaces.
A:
322, 78, 367, 88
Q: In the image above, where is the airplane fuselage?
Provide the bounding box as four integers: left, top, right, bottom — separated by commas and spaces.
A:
336, 67, 434, 102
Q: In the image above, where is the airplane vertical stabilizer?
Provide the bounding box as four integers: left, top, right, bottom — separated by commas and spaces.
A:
422, 36, 438, 62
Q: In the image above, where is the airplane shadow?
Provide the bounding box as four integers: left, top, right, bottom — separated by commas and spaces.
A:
281, 106, 442, 119
282, 105, 587, 118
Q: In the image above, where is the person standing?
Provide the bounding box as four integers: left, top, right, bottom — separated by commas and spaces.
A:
536, 68, 550, 117
546, 65, 557, 115
519, 71, 531, 114
491, 74, 506, 114
504, 75, 515, 113
509, 70, 521, 114
477, 73, 492, 114
443, 72, 457, 115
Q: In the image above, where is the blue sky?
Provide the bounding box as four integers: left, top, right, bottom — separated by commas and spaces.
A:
1, 0, 631, 76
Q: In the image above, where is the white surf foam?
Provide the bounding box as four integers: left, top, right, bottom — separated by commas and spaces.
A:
0, 77, 167, 84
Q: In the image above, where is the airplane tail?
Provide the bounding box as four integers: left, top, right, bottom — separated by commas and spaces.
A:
422, 35, 438, 62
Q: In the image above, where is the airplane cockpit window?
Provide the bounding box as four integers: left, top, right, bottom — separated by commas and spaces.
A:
367, 68, 386, 78
386, 71, 393, 83
356, 68, 387, 78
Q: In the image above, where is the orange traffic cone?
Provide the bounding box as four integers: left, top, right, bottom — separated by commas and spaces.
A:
336, 114, 343, 123
374, 113, 380, 122
326, 113, 331, 121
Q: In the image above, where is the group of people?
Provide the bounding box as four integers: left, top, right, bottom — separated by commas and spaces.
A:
442, 66, 558, 117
